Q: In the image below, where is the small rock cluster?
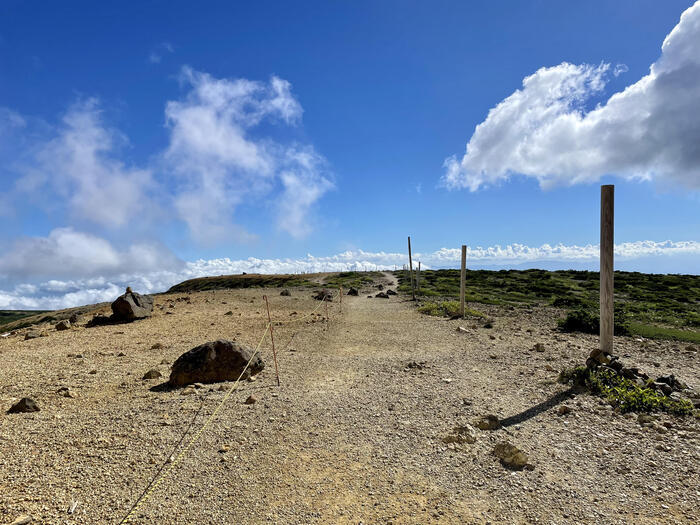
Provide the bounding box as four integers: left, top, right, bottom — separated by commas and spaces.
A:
404, 360, 428, 371
587, 351, 698, 407
442, 424, 477, 445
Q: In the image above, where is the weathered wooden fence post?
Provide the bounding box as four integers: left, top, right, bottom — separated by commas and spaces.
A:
459, 245, 466, 318
599, 185, 614, 356
408, 236, 416, 300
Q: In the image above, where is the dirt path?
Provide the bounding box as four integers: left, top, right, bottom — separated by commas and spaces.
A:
1, 284, 698, 524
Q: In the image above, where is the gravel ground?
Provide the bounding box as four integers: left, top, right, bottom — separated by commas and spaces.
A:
1, 273, 698, 524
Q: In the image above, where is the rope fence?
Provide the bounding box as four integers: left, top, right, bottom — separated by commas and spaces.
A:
118, 288, 340, 524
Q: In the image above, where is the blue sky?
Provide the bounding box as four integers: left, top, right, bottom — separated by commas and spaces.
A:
1, 0, 699, 308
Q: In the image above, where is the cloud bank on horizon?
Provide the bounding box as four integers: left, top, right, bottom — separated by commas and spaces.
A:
443, 1, 700, 191
1, 229, 698, 310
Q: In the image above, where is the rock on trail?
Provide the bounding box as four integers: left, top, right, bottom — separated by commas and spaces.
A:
7, 397, 40, 414
169, 339, 265, 387
111, 289, 154, 321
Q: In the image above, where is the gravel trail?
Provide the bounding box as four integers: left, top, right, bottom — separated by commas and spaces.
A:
1, 280, 698, 524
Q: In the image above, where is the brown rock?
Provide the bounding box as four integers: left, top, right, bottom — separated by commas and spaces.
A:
24, 330, 46, 340
55, 320, 71, 331
169, 339, 265, 387
111, 290, 154, 321
493, 441, 530, 470
442, 424, 477, 445
474, 414, 501, 430
142, 369, 162, 380
7, 397, 39, 414
313, 289, 333, 301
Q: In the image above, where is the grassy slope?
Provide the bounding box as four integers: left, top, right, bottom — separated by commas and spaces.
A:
0, 310, 51, 331
167, 274, 316, 293
396, 269, 700, 343
322, 271, 384, 289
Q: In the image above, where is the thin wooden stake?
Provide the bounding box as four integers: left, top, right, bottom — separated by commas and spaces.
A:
263, 295, 281, 386
408, 236, 416, 301
598, 185, 615, 357
340, 285, 343, 312
416, 261, 421, 296
460, 245, 466, 318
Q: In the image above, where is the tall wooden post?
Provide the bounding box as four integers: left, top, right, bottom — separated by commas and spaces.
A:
599, 185, 614, 356
408, 236, 416, 300
459, 245, 466, 318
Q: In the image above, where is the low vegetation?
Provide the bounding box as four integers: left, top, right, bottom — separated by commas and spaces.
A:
397, 269, 700, 342
559, 366, 694, 416
322, 271, 383, 290
0, 310, 52, 331
417, 301, 485, 318
557, 305, 631, 336
167, 274, 315, 293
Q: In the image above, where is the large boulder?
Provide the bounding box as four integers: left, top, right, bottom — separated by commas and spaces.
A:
111, 290, 153, 322
169, 339, 265, 387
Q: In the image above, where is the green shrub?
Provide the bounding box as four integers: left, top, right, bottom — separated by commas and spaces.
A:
686, 312, 700, 328
558, 308, 598, 333
558, 306, 631, 336
551, 296, 587, 308
417, 301, 484, 318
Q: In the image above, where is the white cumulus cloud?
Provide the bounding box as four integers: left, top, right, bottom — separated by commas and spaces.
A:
443, 1, 700, 191
164, 67, 332, 243
1, 69, 332, 244
15, 99, 154, 228
0, 228, 182, 281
